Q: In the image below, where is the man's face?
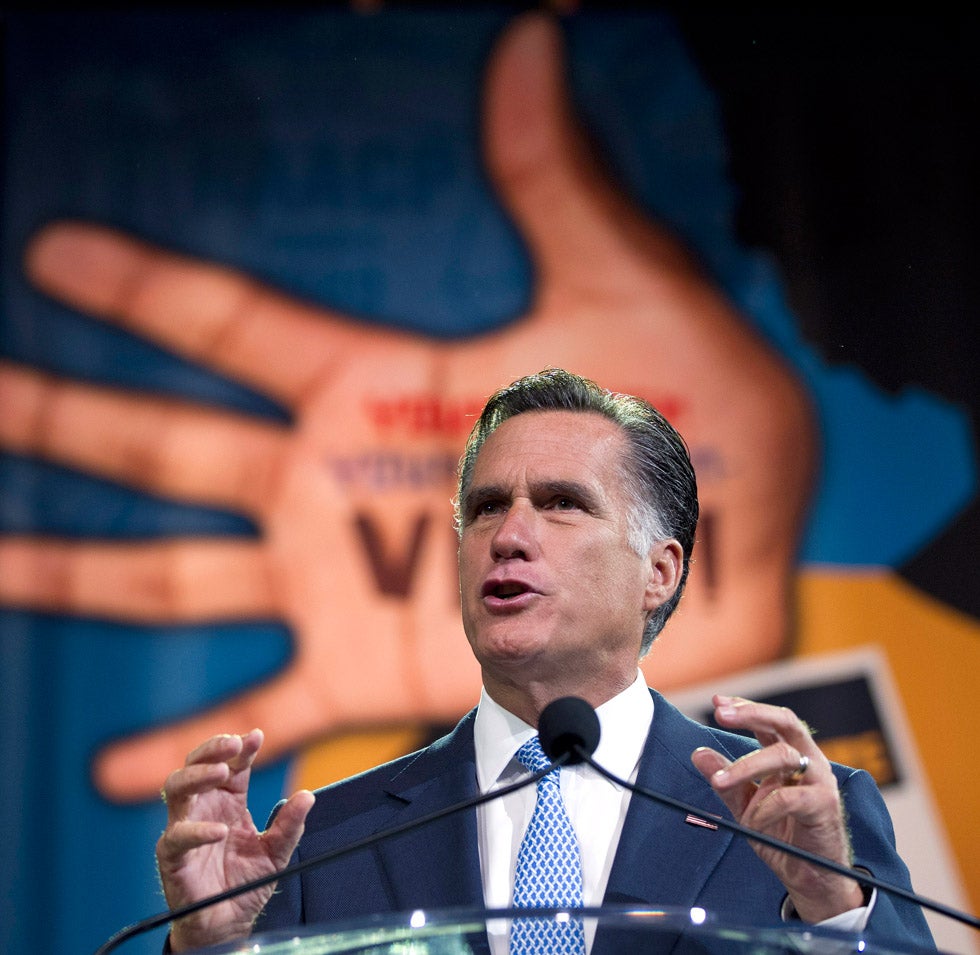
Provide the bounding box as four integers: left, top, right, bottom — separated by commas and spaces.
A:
458, 410, 673, 704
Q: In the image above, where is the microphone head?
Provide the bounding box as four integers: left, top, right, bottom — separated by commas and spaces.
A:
538, 697, 600, 764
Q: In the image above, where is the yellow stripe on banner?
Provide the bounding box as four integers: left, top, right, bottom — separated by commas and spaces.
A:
289, 725, 430, 794
795, 569, 980, 914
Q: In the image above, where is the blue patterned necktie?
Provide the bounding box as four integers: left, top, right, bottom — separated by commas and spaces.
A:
509, 735, 586, 954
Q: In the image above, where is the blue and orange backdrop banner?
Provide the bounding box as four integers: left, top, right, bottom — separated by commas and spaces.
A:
2, 9, 977, 954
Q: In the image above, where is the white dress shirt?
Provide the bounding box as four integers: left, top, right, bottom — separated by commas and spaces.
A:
473, 672, 872, 953
475, 673, 650, 952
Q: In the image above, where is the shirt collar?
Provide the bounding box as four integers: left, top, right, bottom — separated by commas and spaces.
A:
474, 672, 654, 792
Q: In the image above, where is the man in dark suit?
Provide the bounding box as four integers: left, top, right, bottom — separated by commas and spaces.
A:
157, 369, 933, 952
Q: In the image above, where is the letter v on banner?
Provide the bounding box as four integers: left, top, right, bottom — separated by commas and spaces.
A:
354, 511, 431, 597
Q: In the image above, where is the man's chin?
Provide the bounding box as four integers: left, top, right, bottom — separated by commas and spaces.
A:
469, 626, 554, 671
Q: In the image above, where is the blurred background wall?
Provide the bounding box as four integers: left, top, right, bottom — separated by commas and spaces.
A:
1, 8, 976, 953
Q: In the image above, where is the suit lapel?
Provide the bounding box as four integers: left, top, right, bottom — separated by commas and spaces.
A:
603, 691, 736, 909
373, 713, 485, 911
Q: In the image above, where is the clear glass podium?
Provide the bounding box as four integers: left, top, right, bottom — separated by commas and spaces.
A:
197, 906, 942, 954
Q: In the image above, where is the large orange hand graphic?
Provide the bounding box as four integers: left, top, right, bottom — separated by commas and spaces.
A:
0, 13, 816, 802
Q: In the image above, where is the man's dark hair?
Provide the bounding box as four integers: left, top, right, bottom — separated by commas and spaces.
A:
455, 368, 699, 652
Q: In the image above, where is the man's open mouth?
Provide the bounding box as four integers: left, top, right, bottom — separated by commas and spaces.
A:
483, 580, 532, 600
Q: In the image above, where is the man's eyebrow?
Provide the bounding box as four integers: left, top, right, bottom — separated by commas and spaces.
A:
461, 483, 509, 508
531, 479, 603, 510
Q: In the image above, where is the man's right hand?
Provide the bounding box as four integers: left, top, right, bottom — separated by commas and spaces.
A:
156, 730, 315, 952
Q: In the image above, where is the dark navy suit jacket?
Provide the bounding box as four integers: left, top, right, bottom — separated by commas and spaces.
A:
257, 690, 934, 949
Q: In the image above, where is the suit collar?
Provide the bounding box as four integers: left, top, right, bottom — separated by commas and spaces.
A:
375, 711, 485, 910
603, 690, 736, 907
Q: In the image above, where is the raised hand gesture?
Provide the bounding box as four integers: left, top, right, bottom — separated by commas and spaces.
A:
157, 730, 314, 951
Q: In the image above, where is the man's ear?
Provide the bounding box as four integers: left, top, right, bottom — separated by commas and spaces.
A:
643, 538, 683, 611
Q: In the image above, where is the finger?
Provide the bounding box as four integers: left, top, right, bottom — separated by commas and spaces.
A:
711, 739, 812, 792
482, 13, 695, 301
182, 729, 262, 771
0, 537, 276, 624
262, 790, 315, 867
712, 696, 822, 757
0, 361, 286, 516
162, 732, 264, 822
690, 746, 754, 819
157, 819, 231, 860
24, 221, 376, 409
94, 668, 324, 803
690, 746, 729, 779
162, 763, 234, 825
0, 536, 275, 622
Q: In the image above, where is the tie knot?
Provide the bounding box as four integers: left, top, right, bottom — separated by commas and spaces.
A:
515, 735, 551, 774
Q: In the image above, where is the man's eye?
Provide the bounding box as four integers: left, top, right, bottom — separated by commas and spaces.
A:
551, 496, 580, 511
475, 500, 502, 517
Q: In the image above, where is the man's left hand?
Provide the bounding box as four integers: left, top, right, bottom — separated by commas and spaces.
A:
691, 695, 866, 923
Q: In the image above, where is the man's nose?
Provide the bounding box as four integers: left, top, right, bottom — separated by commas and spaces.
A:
491, 500, 538, 561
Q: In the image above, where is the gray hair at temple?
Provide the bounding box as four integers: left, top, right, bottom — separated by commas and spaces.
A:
455, 368, 699, 655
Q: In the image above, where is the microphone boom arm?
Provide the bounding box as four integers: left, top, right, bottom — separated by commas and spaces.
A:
579, 747, 980, 932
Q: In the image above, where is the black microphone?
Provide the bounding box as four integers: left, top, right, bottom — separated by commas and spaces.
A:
93, 698, 593, 955
554, 697, 979, 933
539, 695, 601, 764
